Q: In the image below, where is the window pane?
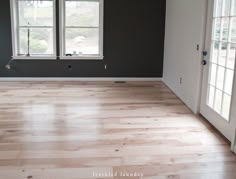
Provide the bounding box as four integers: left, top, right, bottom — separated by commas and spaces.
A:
216, 65, 225, 90
210, 63, 217, 86
18, 0, 53, 26
66, 1, 99, 27
222, 18, 229, 42
219, 42, 228, 66
19, 28, 54, 55
232, 0, 236, 15
211, 41, 219, 63
214, 89, 223, 113
227, 43, 236, 69
230, 18, 236, 43
223, 0, 231, 16
224, 68, 234, 94
208, 85, 216, 108
212, 18, 221, 41
65, 28, 99, 55
222, 93, 231, 120
214, 0, 223, 17
207, 0, 235, 121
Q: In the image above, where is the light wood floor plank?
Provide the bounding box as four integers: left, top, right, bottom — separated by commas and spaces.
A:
0, 81, 235, 179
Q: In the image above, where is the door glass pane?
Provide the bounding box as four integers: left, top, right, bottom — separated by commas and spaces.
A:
206, 0, 236, 120
231, 18, 236, 43
224, 69, 234, 94
222, 94, 231, 119
210, 63, 217, 85
214, 89, 223, 113
214, 0, 223, 17
219, 42, 228, 66
232, 0, 236, 15
211, 41, 219, 63
223, 0, 231, 16
227, 43, 236, 69
208, 85, 216, 107
216, 66, 225, 90
213, 19, 221, 41
222, 19, 229, 41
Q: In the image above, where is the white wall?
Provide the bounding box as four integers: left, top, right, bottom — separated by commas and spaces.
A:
163, 0, 207, 113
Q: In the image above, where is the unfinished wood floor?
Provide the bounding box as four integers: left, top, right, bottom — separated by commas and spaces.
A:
0, 81, 236, 179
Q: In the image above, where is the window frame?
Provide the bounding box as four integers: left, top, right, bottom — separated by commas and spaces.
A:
10, 0, 57, 60
59, 0, 104, 60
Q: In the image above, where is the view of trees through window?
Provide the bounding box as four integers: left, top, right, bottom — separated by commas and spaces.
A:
15, 0, 101, 57
65, 1, 100, 55
18, 0, 54, 55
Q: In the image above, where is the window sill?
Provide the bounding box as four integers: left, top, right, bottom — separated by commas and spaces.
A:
12, 56, 104, 60
60, 56, 104, 60
13, 56, 57, 60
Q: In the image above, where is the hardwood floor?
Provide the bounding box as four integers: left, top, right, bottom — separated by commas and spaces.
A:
0, 81, 235, 179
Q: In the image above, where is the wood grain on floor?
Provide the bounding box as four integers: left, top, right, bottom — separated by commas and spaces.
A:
0, 81, 235, 179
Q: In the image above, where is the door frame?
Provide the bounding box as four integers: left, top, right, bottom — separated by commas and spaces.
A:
199, 0, 236, 145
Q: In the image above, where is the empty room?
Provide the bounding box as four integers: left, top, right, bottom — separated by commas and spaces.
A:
0, 0, 236, 178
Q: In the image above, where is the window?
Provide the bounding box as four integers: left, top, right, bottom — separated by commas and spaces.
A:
207, 0, 236, 120
60, 0, 104, 59
10, 0, 103, 60
10, 0, 56, 59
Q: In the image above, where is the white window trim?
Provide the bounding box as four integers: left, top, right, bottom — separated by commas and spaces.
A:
59, 0, 104, 60
12, 56, 58, 60
10, 0, 57, 60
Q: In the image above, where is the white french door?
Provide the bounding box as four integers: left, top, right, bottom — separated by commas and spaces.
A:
200, 0, 236, 141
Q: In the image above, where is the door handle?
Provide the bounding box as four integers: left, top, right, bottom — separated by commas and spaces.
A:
202, 60, 207, 66
202, 51, 208, 66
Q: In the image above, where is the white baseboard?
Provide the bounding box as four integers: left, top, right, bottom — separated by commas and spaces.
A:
0, 77, 163, 82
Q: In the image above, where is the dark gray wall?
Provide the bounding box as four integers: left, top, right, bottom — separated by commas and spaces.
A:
0, 0, 166, 77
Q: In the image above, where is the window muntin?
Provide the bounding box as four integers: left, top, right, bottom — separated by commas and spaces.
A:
10, 0, 103, 59
60, 0, 103, 59
11, 0, 56, 58
207, 0, 236, 120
